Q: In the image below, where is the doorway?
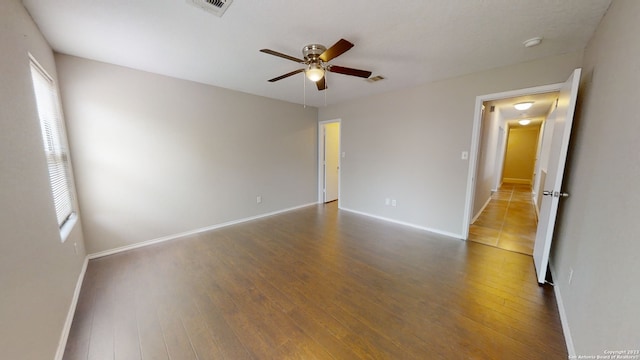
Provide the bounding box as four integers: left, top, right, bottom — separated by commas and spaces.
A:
318, 120, 341, 204
463, 88, 561, 255
465, 69, 581, 284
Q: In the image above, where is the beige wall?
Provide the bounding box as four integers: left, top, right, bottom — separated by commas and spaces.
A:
551, 0, 640, 355
502, 126, 540, 184
55, 55, 319, 254
472, 105, 500, 218
319, 51, 583, 237
0, 0, 87, 358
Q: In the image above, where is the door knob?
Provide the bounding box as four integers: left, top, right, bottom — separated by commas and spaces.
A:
543, 190, 569, 198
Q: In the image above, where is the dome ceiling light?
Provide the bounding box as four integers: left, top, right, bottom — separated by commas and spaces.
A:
514, 102, 534, 111
523, 37, 543, 48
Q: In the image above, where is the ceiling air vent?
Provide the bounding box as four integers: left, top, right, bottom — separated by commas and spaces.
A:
186, 0, 233, 17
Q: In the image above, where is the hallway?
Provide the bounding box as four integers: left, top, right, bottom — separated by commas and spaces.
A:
469, 183, 538, 255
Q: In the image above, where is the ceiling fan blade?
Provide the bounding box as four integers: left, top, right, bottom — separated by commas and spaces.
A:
316, 77, 327, 91
260, 49, 304, 63
328, 65, 372, 78
319, 39, 354, 62
268, 69, 305, 82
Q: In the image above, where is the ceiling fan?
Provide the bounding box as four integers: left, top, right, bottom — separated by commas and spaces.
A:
260, 39, 372, 91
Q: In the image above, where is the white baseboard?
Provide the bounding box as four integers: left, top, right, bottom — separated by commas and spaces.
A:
55, 256, 88, 360
339, 206, 463, 240
471, 196, 492, 224
502, 178, 532, 185
549, 263, 576, 357
88, 202, 318, 259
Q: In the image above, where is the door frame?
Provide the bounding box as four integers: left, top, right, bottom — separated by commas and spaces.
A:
462, 83, 563, 239
318, 119, 341, 204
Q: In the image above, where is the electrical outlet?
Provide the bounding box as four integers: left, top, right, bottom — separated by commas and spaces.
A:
461, 151, 469, 160
385, 198, 390, 206
391, 199, 397, 207
256, 195, 262, 204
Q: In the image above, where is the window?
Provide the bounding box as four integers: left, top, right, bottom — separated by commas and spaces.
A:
29, 56, 76, 240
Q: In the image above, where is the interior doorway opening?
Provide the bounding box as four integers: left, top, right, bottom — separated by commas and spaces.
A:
318, 119, 341, 204
465, 91, 560, 255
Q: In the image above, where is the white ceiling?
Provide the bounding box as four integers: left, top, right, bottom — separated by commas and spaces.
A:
21, 0, 611, 108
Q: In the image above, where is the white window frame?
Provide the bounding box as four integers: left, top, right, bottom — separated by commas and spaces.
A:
29, 54, 77, 242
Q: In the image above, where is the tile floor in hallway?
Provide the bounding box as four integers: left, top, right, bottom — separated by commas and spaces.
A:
469, 183, 538, 255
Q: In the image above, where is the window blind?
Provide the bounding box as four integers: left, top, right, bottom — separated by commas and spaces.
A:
30, 59, 75, 227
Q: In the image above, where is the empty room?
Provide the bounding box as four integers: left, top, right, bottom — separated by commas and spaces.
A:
2, 0, 639, 359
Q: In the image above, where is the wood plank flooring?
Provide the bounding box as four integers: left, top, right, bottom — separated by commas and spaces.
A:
469, 183, 538, 255
64, 202, 567, 359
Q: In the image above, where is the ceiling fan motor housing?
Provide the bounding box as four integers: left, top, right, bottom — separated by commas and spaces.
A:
302, 44, 326, 62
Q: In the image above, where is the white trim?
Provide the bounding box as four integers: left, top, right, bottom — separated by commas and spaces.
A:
88, 202, 318, 259
59, 213, 78, 243
55, 256, 88, 360
462, 83, 564, 239
502, 178, 531, 185
549, 264, 576, 357
318, 119, 341, 204
339, 206, 463, 240
471, 195, 492, 224
533, 192, 541, 219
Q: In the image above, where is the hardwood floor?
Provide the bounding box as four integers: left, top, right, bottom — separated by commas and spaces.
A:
64, 202, 567, 359
469, 183, 538, 255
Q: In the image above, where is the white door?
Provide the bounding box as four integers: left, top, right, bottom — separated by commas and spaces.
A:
533, 68, 581, 284
324, 122, 340, 202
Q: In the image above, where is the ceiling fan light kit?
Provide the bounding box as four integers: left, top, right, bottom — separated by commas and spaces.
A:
306, 63, 325, 82
260, 38, 372, 91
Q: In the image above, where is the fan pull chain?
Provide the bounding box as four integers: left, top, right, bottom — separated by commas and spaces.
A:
324, 72, 327, 107
303, 73, 306, 108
